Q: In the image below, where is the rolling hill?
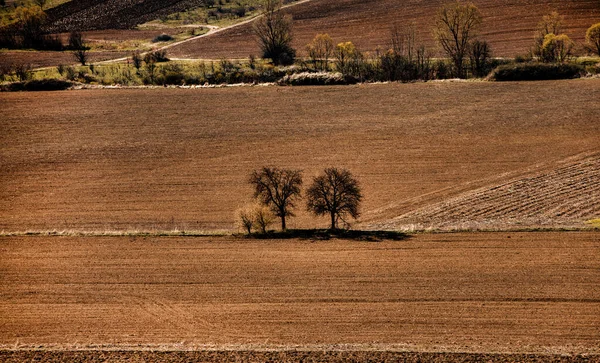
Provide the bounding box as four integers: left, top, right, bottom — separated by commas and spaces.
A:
43, 0, 205, 32
169, 0, 600, 59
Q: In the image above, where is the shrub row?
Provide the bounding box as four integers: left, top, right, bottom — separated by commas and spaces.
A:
0, 79, 73, 91
488, 63, 586, 81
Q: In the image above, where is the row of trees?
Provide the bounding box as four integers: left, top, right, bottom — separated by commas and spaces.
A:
254, 0, 600, 78
239, 167, 362, 233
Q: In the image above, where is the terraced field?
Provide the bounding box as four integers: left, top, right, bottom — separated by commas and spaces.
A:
170, 0, 600, 59
371, 153, 600, 231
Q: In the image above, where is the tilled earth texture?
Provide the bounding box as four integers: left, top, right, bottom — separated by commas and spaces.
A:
1, 81, 599, 233
169, 0, 600, 59
1, 233, 599, 357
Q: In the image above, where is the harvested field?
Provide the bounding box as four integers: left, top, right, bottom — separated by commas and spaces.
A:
44, 0, 205, 33
0, 50, 130, 69
1, 232, 599, 355
169, 0, 600, 59
1, 80, 599, 232
372, 152, 600, 231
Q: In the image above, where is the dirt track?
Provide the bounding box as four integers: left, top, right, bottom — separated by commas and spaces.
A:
1, 80, 599, 232
169, 0, 600, 59
1, 232, 599, 354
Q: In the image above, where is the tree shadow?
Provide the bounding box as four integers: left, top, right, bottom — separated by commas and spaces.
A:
241, 229, 410, 242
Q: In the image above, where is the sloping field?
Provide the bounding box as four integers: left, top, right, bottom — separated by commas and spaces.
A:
1, 232, 599, 356
169, 0, 600, 59
44, 0, 204, 32
1, 80, 599, 232
371, 153, 600, 231
0, 50, 131, 69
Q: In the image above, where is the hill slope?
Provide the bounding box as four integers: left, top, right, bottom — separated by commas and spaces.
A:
169, 0, 600, 59
369, 153, 600, 231
44, 0, 204, 32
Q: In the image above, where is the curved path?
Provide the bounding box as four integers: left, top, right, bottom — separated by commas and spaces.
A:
95, 0, 313, 65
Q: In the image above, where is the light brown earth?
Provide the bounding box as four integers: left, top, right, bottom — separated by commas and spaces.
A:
371, 152, 600, 231
1, 80, 599, 233
169, 0, 600, 59
1, 232, 599, 356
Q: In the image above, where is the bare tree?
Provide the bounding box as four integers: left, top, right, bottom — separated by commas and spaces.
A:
253, 0, 295, 66
306, 168, 362, 230
236, 206, 255, 234
249, 167, 302, 230
253, 205, 274, 234
69, 31, 88, 65
433, 1, 482, 78
469, 39, 491, 77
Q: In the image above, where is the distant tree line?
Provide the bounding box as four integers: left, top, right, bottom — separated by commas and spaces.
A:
254, 0, 600, 80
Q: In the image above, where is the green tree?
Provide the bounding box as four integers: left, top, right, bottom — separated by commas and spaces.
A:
306, 33, 334, 71
433, 1, 482, 78
306, 168, 362, 230
586, 23, 600, 56
533, 11, 566, 62
540, 33, 574, 63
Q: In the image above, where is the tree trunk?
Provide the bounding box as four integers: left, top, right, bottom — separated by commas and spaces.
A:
330, 211, 336, 230
281, 216, 286, 231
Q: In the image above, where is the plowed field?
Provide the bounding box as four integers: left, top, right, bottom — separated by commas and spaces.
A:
372, 152, 600, 231
1, 232, 599, 356
169, 0, 600, 59
1, 80, 599, 233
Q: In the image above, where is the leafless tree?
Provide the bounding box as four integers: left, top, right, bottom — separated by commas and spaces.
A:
433, 1, 481, 78
249, 167, 302, 230
69, 31, 88, 65
306, 168, 362, 230
469, 39, 491, 77
253, 0, 295, 65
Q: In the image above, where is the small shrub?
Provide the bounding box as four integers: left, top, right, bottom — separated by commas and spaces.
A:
433, 60, 451, 79
64, 66, 77, 81
488, 62, 585, 81
152, 34, 173, 43
1, 79, 73, 91
232, 6, 246, 17
13, 63, 32, 81
146, 49, 169, 63
514, 53, 533, 63
131, 51, 143, 71
56, 64, 66, 77
278, 71, 357, 86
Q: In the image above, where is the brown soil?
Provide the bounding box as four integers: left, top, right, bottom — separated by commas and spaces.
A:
371, 152, 600, 231
1, 232, 599, 354
1, 80, 599, 232
0, 50, 130, 68
44, 0, 205, 32
1, 350, 599, 362
169, 0, 600, 59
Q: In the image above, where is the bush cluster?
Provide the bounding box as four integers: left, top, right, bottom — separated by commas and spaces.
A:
1, 79, 73, 91
488, 63, 585, 81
